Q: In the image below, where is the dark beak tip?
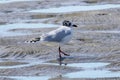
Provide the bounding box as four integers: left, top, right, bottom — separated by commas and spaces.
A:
73, 25, 78, 27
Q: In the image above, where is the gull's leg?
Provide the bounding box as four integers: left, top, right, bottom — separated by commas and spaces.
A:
59, 46, 62, 59
58, 46, 62, 65
59, 46, 70, 56
58, 46, 69, 65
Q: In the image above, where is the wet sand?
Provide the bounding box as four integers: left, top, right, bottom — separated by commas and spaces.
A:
0, 0, 120, 80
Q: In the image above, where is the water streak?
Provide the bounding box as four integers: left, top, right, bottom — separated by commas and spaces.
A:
0, 23, 57, 37
64, 62, 120, 78
28, 4, 120, 13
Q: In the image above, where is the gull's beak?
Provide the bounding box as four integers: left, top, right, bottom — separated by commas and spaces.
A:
72, 24, 78, 27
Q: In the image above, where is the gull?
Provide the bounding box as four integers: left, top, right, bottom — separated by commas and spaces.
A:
26, 20, 77, 63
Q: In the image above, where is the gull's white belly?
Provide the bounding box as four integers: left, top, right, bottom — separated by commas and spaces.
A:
61, 34, 72, 43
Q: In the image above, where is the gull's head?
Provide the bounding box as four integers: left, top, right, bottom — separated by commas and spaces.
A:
62, 20, 77, 28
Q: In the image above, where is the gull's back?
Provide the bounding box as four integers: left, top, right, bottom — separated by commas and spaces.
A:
40, 26, 72, 43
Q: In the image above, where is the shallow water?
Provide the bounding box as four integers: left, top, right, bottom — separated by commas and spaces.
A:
80, 31, 120, 34
0, 60, 120, 79
64, 62, 120, 78
28, 4, 120, 13
0, 59, 44, 69
65, 70, 120, 78
0, 0, 34, 3
0, 59, 57, 80
0, 23, 57, 37
2, 76, 50, 80
67, 62, 109, 69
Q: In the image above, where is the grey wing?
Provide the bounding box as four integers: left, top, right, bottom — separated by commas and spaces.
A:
43, 29, 71, 42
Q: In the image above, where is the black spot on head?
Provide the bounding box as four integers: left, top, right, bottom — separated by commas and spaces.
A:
63, 20, 72, 27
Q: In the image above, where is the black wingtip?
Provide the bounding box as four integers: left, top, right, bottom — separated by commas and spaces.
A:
25, 37, 41, 43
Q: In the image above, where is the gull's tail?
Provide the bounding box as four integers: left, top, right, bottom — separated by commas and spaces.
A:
25, 37, 41, 43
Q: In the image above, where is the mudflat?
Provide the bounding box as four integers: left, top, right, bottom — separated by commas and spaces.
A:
0, 0, 120, 80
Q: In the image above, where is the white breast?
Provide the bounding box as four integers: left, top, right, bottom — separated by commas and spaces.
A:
61, 33, 72, 43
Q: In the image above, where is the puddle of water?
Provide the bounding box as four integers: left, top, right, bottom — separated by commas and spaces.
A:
0, 0, 35, 3
65, 70, 120, 78
64, 62, 120, 78
1, 61, 120, 79
0, 62, 59, 69
0, 59, 44, 69
0, 23, 57, 37
28, 4, 120, 13
67, 63, 109, 69
2, 76, 50, 80
79, 31, 120, 34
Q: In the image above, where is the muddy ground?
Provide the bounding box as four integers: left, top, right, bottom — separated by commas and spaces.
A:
0, 0, 120, 80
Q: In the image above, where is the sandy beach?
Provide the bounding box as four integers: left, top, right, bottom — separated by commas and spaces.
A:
0, 0, 120, 80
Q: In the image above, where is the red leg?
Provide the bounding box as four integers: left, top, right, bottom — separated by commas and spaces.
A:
58, 46, 62, 65
59, 46, 70, 56
59, 46, 62, 59
58, 46, 69, 65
